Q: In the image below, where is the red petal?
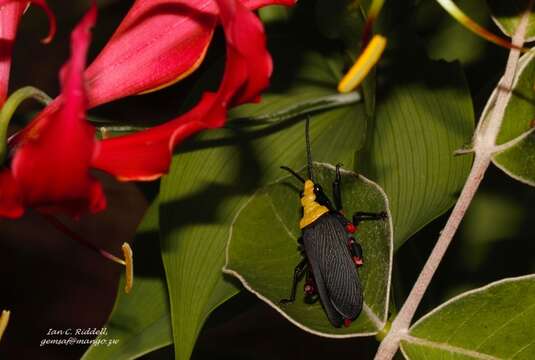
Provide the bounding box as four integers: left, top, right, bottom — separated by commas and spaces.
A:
0, 0, 56, 43
84, 0, 293, 108
11, 6, 105, 216
0, 170, 23, 218
0, 2, 25, 105
243, 0, 296, 7
85, 0, 218, 107
92, 93, 219, 180
214, 0, 272, 108
92, 0, 272, 180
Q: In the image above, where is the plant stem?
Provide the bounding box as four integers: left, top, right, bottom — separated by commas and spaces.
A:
373, 5, 531, 359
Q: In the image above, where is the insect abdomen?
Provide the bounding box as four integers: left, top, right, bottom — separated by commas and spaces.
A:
302, 214, 363, 327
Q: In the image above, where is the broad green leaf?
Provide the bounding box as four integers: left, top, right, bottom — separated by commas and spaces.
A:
82, 200, 173, 360
159, 50, 370, 359
488, 0, 535, 41
358, 53, 474, 249
400, 275, 535, 359
490, 52, 535, 186
224, 163, 392, 336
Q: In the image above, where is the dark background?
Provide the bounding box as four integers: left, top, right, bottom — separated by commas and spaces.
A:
0, 0, 533, 359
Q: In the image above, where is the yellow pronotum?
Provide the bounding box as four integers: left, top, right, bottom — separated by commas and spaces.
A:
299, 180, 329, 229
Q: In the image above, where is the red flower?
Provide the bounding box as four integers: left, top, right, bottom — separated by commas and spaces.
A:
1, 6, 103, 218
0, 0, 292, 217
92, 0, 276, 180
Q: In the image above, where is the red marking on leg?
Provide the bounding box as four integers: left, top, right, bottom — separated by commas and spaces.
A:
353, 256, 363, 267
345, 223, 356, 233
344, 319, 352, 327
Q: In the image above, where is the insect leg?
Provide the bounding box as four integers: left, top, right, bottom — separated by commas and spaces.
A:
280, 257, 309, 304
353, 211, 387, 226
333, 163, 343, 211
303, 269, 320, 304
348, 236, 364, 267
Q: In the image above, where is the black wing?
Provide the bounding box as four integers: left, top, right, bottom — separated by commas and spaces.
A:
302, 214, 363, 327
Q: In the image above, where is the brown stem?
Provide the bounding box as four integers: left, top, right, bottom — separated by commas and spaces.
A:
373, 4, 532, 359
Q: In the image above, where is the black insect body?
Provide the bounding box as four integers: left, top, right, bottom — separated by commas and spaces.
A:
279, 119, 386, 328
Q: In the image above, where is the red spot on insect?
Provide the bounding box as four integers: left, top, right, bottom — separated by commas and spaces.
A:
353, 256, 363, 267
346, 223, 356, 233
531, 119, 535, 128
344, 319, 352, 327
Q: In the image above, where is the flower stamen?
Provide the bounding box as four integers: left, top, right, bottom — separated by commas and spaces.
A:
0, 309, 10, 342
122, 243, 133, 294
338, 35, 387, 93
42, 214, 134, 294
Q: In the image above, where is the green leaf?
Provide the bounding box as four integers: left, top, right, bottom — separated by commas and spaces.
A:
159, 48, 370, 359
82, 199, 173, 360
488, 0, 535, 41
224, 163, 392, 336
491, 52, 535, 186
358, 53, 474, 249
400, 275, 535, 359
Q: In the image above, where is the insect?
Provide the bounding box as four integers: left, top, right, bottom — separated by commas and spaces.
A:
279, 118, 387, 328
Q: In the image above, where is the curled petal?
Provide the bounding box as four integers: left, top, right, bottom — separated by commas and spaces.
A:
0, 2, 25, 105
243, 0, 295, 8
84, 0, 218, 107
92, 93, 220, 180
11, 6, 105, 216
0, 0, 56, 43
92, 0, 272, 180
84, 0, 292, 107
214, 0, 272, 108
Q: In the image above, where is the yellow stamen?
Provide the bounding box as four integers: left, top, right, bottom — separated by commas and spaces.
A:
338, 35, 387, 93
0, 310, 10, 342
40, 214, 134, 294
435, 0, 528, 51
122, 243, 134, 294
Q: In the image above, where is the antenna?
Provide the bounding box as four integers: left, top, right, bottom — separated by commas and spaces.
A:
280, 166, 305, 183
305, 117, 314, 180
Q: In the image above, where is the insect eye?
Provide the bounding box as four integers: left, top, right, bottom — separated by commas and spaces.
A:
299, 191, 304, 197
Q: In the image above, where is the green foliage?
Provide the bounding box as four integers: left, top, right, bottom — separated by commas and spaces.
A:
76, 1, 531, 359
225, 164, 392, 336
488, 0, 535, 41
82, 200, 173, 360
158, 47, 370, 358
491, 52, 535, 186
358, 52, 474, 248
401, 275, 535, 359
